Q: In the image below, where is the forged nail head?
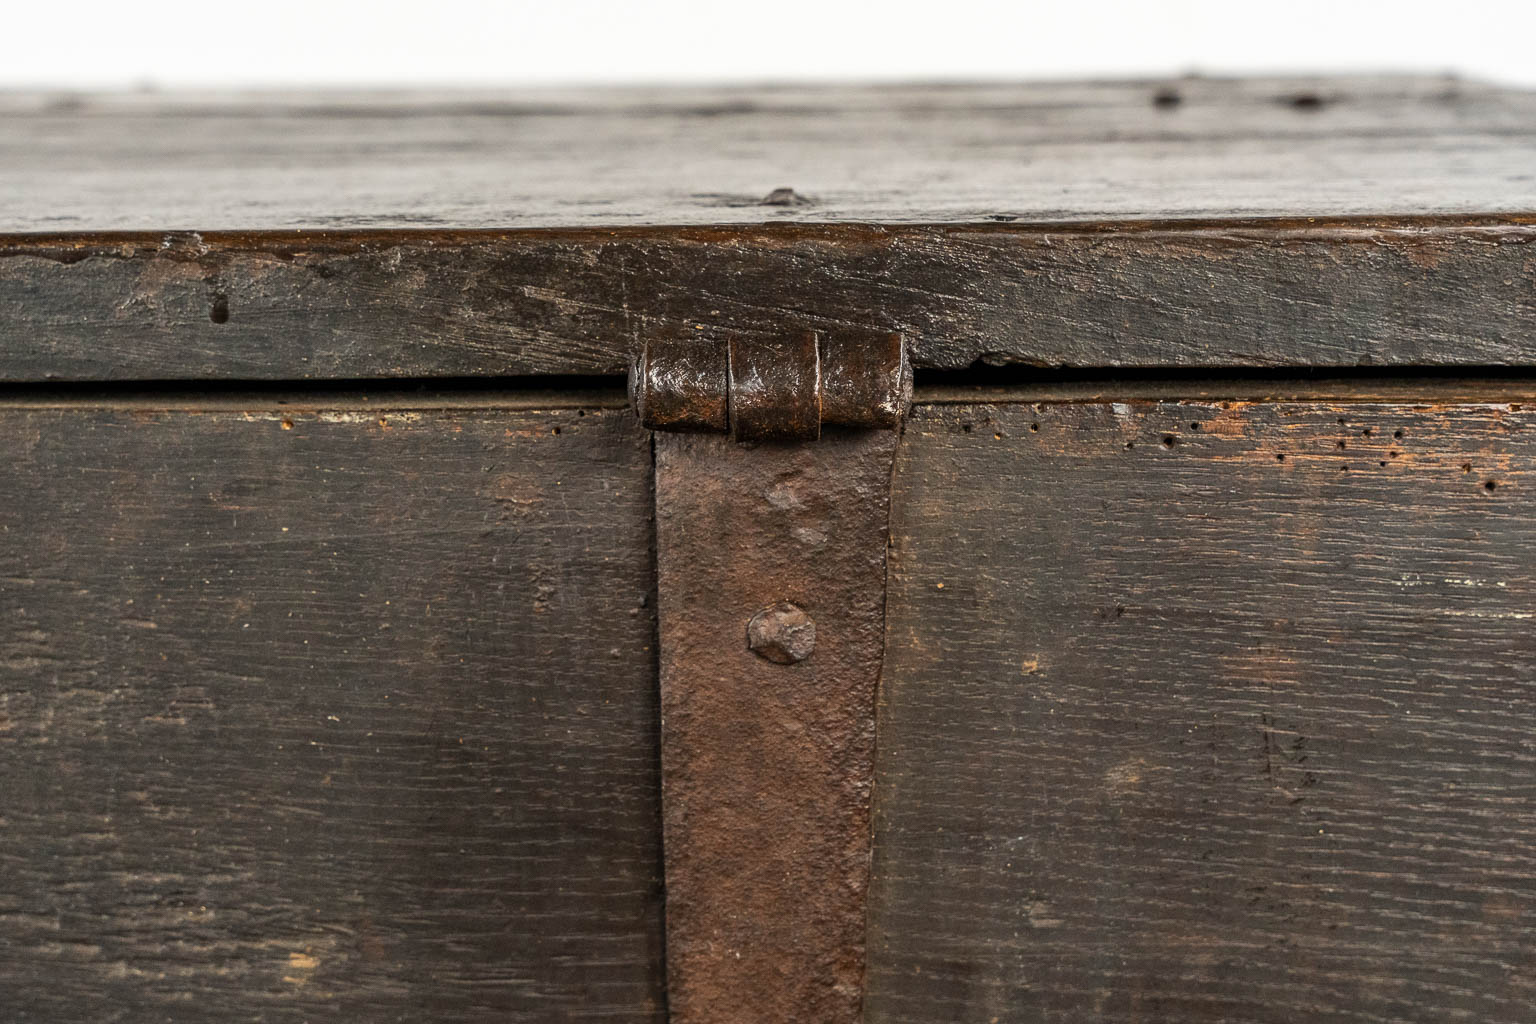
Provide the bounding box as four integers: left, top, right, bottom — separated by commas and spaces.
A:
747, 601, 816, 664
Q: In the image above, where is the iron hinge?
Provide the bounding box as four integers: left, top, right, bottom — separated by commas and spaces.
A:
629, 330, 911, 442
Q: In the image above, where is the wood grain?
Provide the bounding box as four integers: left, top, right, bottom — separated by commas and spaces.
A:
868, 398, 1536, 1023
0, 406, 665, 1022
6, 76, 1536, 381
3, 77, 1534, 231
5, 216, 1536, 382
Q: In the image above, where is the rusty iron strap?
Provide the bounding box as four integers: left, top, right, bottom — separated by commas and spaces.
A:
653, 428, 899, 1023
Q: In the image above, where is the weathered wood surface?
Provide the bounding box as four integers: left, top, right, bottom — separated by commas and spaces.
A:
0, 406, 665, 1021
4, 75, 1536, 382
869, 399, 1536, 1023
3, 77, 1534, 231
5, 216, 1536, 382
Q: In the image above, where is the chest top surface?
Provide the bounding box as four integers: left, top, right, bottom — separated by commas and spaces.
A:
3, 75, 1535, 232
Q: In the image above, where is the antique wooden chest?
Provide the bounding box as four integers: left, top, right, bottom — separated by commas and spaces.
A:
4, 76, 1536, 1022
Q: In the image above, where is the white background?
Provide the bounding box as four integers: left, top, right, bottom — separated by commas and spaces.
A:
5, 1, 1535, 88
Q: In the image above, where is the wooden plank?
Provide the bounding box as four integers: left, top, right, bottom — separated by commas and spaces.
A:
7, 76, 1536, 381
0, 406, 665, 1021
5, 216, 1536, 382
868, 398, 1536, 1023
2, 77, 1534, 231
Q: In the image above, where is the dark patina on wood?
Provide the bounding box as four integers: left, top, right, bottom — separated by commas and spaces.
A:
5, 217, 1536, 383
653, 429, 898, 1024
0, 405, 665, 1022
7, 74, 1536, 1024
869, 397, 1536, 1023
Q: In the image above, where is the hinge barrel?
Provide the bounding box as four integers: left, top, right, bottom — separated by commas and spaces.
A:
630, 330, 911, 441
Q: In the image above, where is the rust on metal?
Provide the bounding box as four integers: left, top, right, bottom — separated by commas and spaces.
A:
632, 331, 910, 441
728, 331, 822, 442
746, 600, 817, 664
630, 335, 729, 433
653, 427, 900, 1024
819, 329, 910, 430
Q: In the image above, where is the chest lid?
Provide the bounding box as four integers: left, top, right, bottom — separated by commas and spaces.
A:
4, 76, 1536, 383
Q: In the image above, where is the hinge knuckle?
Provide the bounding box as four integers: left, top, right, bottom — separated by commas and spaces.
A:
632, 329, 910, 442
629, 337, 729, 433
728, 332, 821, 442
820, 330, 911, 430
